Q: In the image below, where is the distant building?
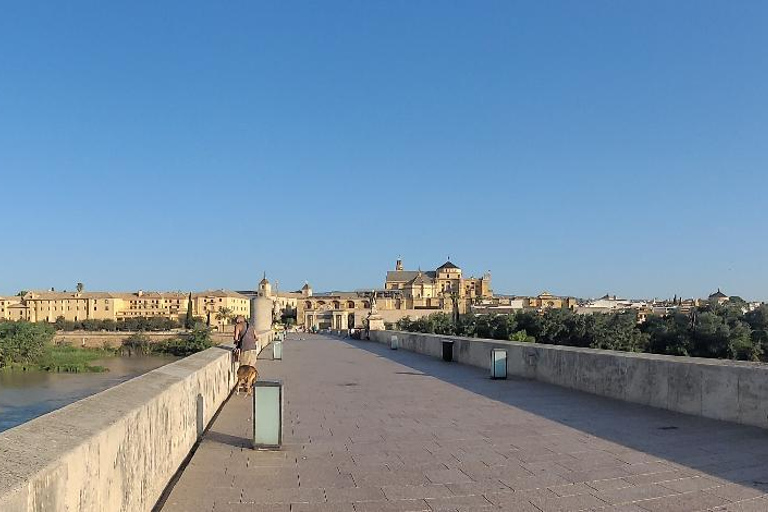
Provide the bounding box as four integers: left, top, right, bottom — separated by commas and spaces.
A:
471, 296, 528, 315
529, 291, 577, 311
708, 289, 729, 305
385, 258, 493, 305
472, 292, 578, 314
575, 294, 633, 314
191, 290, 251, 331
298, 258, 495, 330
3, 289, 249, 330
238, 273, 303, 322
0, 296, 22, 321
297, 290, 375, 330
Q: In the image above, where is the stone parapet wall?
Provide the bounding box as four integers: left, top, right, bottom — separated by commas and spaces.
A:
0, 345, 240, 512
370, 330, 768, 430
254, 329, 274, 351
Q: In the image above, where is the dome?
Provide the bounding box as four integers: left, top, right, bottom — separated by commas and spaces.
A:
437, 260, 460, 270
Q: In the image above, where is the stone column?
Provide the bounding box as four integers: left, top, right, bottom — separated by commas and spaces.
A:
250, 298, 258, 328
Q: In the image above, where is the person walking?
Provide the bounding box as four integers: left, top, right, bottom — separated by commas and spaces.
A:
234, 316, 258, 367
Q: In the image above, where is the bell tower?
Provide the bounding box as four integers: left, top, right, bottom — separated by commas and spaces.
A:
258, 272, 272, 297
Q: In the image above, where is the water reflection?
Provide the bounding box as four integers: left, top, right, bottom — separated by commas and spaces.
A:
0, 355, 178, 432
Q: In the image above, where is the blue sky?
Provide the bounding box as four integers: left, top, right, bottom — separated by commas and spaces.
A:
1, 1, 767, 300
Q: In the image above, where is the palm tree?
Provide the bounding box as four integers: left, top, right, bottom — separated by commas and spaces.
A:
215, 307, 233, 332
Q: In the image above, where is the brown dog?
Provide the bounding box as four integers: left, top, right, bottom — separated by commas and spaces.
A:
236, 365, 258, 396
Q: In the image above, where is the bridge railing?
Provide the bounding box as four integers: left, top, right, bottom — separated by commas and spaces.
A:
0, 345, 239, 512
369, 330, 768, 430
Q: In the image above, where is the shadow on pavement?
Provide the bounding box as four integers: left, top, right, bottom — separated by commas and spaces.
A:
204, 430, 252, 449
339, 336, 768, 493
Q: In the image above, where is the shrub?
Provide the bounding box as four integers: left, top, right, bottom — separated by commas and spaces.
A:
54, 316, 67, 330
82, 319, 101, 331
0, 322, 55, 367
159, 323, 213, 357
121, 331, 152, 356
395, 306, 764, 362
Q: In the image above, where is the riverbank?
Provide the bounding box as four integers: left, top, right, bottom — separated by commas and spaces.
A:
1, 321, 230, 373
1, 345, 114, 373
53, 330, 232, 348
0, 354, 180, 432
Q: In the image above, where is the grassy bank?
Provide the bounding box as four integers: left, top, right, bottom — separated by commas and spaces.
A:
2, 345, 113, 373
39, 346, 113, 372
1, 321, 214, 373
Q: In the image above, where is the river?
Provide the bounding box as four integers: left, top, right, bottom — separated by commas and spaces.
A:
0, 355, 179, 432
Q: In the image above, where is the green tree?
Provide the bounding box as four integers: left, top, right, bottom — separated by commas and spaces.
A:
538, 308, 572, 345
510, 329, 535, 342
642, 314, 693, 356
396, 316, 414, 331
146, 316, 166, 331
184, 293, 194, 329
160, 323, 213, 356
280, 306, 297, 326
0, 322, 54, 367
728, 321, 760, 361
76, 282, 84, 293
491, 314, 518, 340
745, 305, 768, 331
590, 312, 648, 352
688, 312, 733, 358
473, 315, 494, 339
455, 314, 477, 337
121, 331, 152, 356
215, 307, 233, 330
82, 319, 100, 331
562, 313, 592, 348
54, 316, 67, 331
515, 311, 545, 342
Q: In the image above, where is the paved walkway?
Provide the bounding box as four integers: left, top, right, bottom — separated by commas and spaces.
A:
160, 334, 768, 512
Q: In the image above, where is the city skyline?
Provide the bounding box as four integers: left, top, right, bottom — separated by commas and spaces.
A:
2, 2, 767, 300
0, 257, 758, 303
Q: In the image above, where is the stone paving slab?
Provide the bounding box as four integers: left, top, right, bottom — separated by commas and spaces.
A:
160, 334, 768, 512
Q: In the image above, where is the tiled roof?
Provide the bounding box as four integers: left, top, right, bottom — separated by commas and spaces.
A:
193, 290, 249, 299
23, 290, 189, 300
406, 272, 434, 286
386, 270, 436, 282
24, 291, 124, 300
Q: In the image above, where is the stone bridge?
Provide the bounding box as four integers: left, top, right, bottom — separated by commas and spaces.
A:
3, 332, 768, 511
